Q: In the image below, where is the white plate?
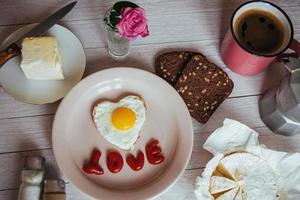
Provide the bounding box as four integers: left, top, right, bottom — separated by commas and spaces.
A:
0, 24, 86, 104
52, 68, 193, 199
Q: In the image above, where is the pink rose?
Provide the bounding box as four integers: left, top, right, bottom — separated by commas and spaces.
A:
117, 7, 149, 40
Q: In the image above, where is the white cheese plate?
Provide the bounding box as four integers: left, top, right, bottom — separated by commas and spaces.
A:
0, 24, 86, 104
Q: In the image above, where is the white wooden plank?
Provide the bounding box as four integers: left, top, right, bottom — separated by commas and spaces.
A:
189, 126, 300, 170
1, 118, 300, 190
0, 167, 203, 200
1, 128, 300, 197
198, 95, 263, 133
1, 2, 300, 49
0, 115, 53, 153
0, 149, 61, 191
156, 168, 202, 200
0, 146, 203, 195
3, 95, 300, 154
1, 125, 299, 197
83, 44, 287, 97
0, 87, 58, 119
0, 95, 259, 153
0, 44, 287, 120
0, 190, 17, 200
1, 126, 300, 195
0, 0, 298, 26
0, 0, 299, 25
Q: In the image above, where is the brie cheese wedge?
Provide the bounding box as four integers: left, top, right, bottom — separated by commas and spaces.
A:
216, 187, 239, 200
233, 189, 245, 200
211, 152, 278, 200
21, 37, 64, 80
210, 176, 238, 194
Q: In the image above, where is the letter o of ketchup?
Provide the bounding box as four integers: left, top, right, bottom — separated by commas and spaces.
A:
107, 151, 124, 173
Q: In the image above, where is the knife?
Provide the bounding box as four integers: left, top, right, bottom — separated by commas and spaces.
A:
0, 1, 77, 67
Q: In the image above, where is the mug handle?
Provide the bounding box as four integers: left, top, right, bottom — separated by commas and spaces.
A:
277, 39, 300, 62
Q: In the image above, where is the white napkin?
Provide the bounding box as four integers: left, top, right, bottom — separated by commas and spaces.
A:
195, 118, 300, 200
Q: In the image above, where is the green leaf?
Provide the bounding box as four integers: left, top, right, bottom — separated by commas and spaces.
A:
109, 11, 120, 27
106, 1, 139, 29
113, 1, 139, 13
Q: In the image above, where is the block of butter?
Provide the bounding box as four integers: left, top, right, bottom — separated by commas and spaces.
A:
20, 37, 64, 80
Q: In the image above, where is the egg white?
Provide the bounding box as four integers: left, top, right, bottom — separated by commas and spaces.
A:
92, 95, 146, 150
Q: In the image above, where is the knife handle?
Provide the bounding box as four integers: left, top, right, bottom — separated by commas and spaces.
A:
0, 43, 21, 67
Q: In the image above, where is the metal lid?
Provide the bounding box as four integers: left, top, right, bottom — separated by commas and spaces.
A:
276, 57, 300, 120
260, 86, 300, 136
24, 156, 45, 170
43, 179, 65, 193
283, 57, 300, 75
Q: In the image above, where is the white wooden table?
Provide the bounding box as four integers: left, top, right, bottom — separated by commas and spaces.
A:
1, 0, 300, 199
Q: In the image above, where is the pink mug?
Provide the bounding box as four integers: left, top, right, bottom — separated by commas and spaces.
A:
221, 0, 300, 76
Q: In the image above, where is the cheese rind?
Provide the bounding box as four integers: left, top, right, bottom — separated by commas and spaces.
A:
21, 37, 64, 80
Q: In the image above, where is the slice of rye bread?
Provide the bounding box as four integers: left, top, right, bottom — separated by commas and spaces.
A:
155, 51, 201, 85
175, 54, 234, 124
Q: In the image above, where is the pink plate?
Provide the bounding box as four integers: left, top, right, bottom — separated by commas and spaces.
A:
52, 67, 193, 199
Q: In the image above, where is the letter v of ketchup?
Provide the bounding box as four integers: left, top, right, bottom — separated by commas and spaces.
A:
126, 151, 145, 171
107, 151, 124, 173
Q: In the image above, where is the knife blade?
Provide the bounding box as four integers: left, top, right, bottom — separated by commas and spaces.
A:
0, 1, 77, 67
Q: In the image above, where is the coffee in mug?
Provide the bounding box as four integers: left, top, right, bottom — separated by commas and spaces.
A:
220, 1, 300, 76
234, 9, 285, 56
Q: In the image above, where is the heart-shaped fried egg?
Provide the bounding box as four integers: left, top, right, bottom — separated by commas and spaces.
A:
92, 95, 146, 150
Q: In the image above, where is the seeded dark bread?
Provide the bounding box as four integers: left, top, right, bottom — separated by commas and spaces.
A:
175, 55, 234, 124
155, 51, 198, 85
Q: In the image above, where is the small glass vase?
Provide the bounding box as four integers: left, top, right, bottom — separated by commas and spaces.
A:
104, 8, 130, 59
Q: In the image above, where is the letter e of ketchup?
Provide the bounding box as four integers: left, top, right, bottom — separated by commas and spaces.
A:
146, 139, 165, 165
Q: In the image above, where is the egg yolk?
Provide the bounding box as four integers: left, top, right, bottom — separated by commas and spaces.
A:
111, 107, 136, 131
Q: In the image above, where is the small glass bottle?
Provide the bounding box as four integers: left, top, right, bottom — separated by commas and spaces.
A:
17, 156, 45, 200
43, 179, 66, 200
104, 8, 130, 59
